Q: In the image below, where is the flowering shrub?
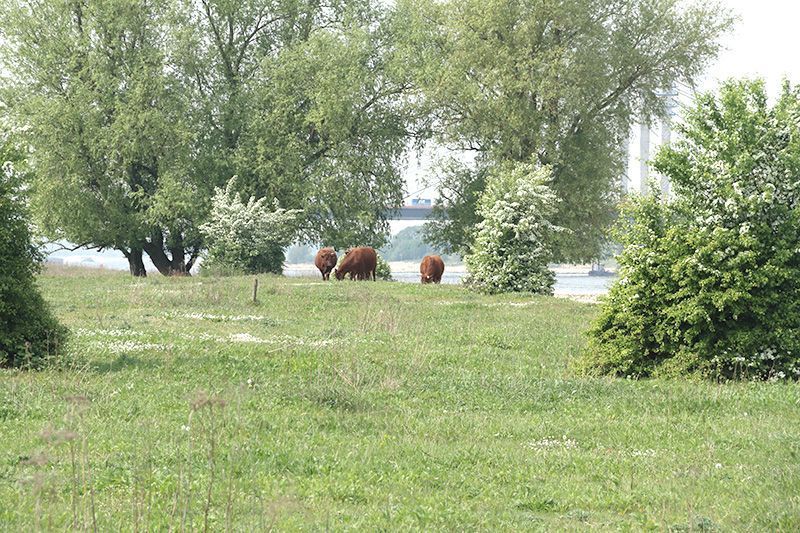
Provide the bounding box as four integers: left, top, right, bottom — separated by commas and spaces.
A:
1, 128, 67, 367
465, 163, 562, 294
200, 177, 302, 274
584, 80, 800, 380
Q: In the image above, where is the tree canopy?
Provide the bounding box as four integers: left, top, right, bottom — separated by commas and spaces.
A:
0, 0, 734, 273
176, 0, 420, 248
402, 0, 734, 261
0, 0, 418, 275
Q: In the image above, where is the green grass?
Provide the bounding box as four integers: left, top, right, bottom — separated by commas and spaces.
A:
1, 268, 799, 530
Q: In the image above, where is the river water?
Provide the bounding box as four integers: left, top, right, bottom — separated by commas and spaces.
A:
284, 264, 615, 296
45, 246, 615, 297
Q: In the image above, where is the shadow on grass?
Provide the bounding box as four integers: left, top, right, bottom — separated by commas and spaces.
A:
91, 354, 161, 373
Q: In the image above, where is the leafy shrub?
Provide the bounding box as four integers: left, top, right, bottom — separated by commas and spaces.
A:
376, 255, 392, 281
464, 162, 562, 294
200, 177, 302, 274
584, 80, 800, 380
0, 137, 67, 368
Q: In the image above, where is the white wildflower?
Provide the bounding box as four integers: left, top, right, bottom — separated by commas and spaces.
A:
527, 435, 578, 451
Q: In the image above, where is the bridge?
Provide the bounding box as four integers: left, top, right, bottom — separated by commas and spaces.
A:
394, 205, 434, 220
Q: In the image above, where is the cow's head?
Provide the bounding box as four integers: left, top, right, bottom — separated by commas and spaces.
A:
334, 268, 345, 281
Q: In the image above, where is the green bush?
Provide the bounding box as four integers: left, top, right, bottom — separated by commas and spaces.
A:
584, 80, 800, 380
376, 255, 392, 281
0, 145, 67, 368
464, 162, 562, 294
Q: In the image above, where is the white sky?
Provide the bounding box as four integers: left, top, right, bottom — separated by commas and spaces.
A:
703, 0, 800, 95
401, 0, 800, 205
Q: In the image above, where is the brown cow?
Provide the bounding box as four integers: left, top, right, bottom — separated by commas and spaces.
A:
335, 246, 377, 281
420, 255, 445, 284
314, 247, 338, 280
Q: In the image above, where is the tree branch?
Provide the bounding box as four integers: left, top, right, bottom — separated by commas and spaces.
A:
41, 240, 106, 253
234, 12, 286, 73
201, 0, 234, 81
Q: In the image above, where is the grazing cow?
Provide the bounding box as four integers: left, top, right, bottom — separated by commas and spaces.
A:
314, 247, 338, 280
335, 246, 377, 281
420, 255, 445, 284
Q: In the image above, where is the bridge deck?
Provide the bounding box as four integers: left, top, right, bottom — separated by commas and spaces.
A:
395, 205, 434, 220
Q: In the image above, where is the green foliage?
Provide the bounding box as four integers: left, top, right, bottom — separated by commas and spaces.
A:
200, 178, 302, 275
0, 0, 419, 274
0, 121, 66, 368
403, 0, 734, 261
176, 0, 419, 250
465, 163, 562, 294
585, 80, 800, 380
382, 226, 457, 262
0, 0, 203, 275
422, 158, 487, 257
375, 255, 393, 281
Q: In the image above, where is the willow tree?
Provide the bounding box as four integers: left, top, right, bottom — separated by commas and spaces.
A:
0, 0, 198, 275
0, 0, 418, 275
175, 0, 419, 250
397, 0, 734, 261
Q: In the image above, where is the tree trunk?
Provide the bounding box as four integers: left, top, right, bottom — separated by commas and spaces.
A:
168, 239, 188, 275
129, 249, 147, 277
122, 247, 147, 277
143, 231, 190, 276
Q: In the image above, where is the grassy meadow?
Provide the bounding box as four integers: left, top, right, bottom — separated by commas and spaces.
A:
1, 268, 799, 531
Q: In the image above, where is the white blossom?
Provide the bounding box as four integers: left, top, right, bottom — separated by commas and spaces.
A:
200, 176, 302, 273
